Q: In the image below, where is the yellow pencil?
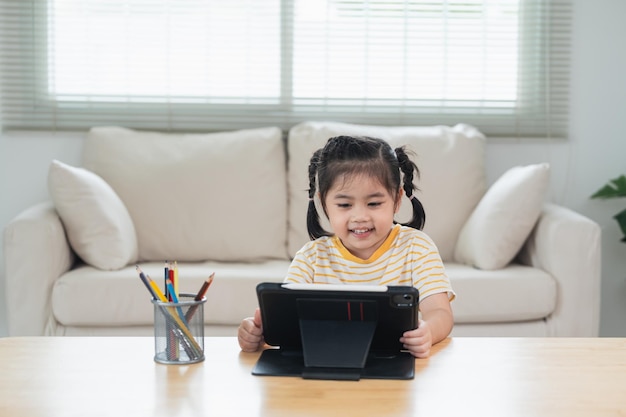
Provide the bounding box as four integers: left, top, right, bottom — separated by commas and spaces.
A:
148, 277, 167, 302
173, 261, 179, 298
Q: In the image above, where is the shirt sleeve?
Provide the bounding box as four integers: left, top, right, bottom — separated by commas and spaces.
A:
283, 245, 315, 284
411, 232, 456, 302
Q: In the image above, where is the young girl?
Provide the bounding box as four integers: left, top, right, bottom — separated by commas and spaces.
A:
238, 135, 455, 358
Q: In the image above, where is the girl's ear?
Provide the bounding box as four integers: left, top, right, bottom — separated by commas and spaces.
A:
394, 188, 404, 213
317, 192, 329, 217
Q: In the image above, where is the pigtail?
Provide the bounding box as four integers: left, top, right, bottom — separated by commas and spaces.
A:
395, 147, 426, 230
306, 149, 331, 239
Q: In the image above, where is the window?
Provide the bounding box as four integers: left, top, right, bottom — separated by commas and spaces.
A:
0, 0, 572, 137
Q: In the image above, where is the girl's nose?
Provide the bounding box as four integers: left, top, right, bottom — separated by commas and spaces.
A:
351, 205, 369, 221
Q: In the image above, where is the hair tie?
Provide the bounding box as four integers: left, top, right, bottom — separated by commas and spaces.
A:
409, 194, 417, 200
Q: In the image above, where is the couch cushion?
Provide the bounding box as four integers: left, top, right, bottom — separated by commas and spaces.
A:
48, 160, 138, 270
446, 263, 557, 323
454, 163, 550, 270
83, 126, 287, 262
286, 122, 487, 261
51, 261, 289, 327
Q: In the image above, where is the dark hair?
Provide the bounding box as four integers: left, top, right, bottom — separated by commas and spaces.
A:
306, 135, 426, 239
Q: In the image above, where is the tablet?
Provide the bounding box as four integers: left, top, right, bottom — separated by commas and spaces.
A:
251, 282, 419, 380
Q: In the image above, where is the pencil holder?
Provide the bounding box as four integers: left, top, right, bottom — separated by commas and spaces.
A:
152, 294, 206, 365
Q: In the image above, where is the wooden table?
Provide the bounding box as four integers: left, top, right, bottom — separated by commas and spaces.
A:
0, 337, 625, 417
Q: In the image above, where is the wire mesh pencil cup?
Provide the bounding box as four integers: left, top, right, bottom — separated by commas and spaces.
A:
152, 293, 206, 365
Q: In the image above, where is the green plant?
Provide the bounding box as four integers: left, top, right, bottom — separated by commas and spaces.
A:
591, 175, 626, 243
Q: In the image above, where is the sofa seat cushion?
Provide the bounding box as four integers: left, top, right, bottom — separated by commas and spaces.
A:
287, 121, 487, 261
51, 261, 289, 327
447, 263, 557, 323
83, 126, 288, 262
51, 260, 556, 329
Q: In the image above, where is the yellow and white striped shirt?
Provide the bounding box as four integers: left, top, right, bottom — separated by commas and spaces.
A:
285, 224, 455, 302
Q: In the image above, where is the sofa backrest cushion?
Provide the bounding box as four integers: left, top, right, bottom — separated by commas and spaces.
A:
286, 122, 487, 261
83, 126, 288, 262
454, 163, 551, 270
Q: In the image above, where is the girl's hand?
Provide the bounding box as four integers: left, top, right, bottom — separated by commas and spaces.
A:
237, 308, 264, 352
402, 292, 454, 358
400, 319, 433, 358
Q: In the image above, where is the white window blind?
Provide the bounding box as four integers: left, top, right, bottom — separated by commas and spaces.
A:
0, 0, 572, 137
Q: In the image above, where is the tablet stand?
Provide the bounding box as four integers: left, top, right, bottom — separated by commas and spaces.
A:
252, 348, 415, 380
299, 319, 376, 380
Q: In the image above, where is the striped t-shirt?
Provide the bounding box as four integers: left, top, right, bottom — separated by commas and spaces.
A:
285, 224, 455, 302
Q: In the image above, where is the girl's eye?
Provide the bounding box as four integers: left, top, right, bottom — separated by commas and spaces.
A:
368, 202, 382, 207
337, 203, 351, 208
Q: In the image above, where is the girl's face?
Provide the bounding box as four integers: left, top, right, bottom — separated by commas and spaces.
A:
323, 173, 402, 260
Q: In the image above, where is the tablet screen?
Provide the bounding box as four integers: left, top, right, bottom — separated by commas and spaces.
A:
256, 282, 419, 352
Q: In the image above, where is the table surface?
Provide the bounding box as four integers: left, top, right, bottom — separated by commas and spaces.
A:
0, 336, 625, 417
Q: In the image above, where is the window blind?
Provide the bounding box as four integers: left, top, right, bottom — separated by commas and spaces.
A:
0, 0, 572, 137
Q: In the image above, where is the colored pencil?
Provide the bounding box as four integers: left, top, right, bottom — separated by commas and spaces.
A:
168, 262, 175, 301
135, 265, 157, 299
173, 261, 179, 298
166, 278, 187, 324
185, 273, 215, 322
195, 272, 215, 301
164, 261, 169, 298
147, 275, 168, 303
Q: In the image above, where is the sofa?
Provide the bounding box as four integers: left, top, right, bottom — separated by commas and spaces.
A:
3, 121, 602, 337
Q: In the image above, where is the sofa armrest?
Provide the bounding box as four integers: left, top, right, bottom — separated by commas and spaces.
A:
518, 203, 601, 336
3, 202, 75, 335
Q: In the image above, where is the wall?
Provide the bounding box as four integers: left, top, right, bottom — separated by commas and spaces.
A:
566, 0, 626, 336
1, 0, 625, 337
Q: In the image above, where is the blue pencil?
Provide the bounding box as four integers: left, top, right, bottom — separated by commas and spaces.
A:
166, 278, 187, 324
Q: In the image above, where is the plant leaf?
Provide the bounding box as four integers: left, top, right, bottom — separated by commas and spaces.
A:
590, 175, 626, 199
614, 208, 626, 244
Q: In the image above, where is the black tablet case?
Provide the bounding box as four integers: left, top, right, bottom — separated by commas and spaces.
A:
251, 283, 419, 380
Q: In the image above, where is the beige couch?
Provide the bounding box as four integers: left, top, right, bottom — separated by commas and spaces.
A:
3, 122, 601, 337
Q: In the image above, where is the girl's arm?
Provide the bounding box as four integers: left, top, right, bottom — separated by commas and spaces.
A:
420, 293, 454, 343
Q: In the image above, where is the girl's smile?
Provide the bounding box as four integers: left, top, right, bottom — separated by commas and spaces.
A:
351, 227, 372, 236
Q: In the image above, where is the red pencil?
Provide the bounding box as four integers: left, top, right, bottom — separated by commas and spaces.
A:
185, 273, 215, 322
168, 262, 175, 301
194, 272, 215, 301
